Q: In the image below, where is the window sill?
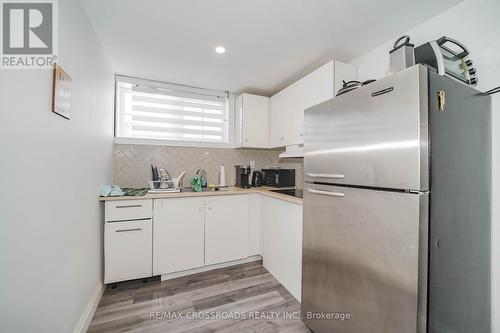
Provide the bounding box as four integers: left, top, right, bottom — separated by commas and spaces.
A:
114, 137, 236, 149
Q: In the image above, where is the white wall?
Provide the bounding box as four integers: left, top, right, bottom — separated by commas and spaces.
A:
349, 0, 500, 330
0, 0, 114, 332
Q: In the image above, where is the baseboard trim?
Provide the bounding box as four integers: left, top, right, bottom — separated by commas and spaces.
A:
161, 255, 263, 281
73, 282, 104, 333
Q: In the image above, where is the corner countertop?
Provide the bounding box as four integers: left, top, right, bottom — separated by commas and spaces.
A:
98, 186, 303, 205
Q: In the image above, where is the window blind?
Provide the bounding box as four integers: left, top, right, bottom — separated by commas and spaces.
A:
115, 76, 229, 144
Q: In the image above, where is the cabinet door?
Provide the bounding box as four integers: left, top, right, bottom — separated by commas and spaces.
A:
247, 194, 262, 256
261, 197, 303, 301
234, 94, 243, 147
334, 60, 358, 95
153, 198, 205, 275
291, 60, 335, 143
205, 195, 249, 265
270, 61, 335, 147
269, 61, 357, 148
241, 93, 270, 148
269, 92, 289, 147
105, 219, 152, 284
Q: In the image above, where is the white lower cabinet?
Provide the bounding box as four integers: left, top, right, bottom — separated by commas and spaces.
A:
205, 195, 249, 265
104, 192, 303, 304
153, 198, 205, 275
104, 219, 153, 284
247, 194, 262, 256
262, 196, 303, 301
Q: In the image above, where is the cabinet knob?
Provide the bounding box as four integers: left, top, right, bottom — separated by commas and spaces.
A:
208, 207, 212, 210
245, 139, 248, 142
280, 137, 284, 141
300, 133, 303, 137
199, 207, 203, 212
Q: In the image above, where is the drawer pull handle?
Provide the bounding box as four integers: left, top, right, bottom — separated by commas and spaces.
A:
307, 188, 345, 197
115, 228, 142, 233
116, 204, 142, 209
306, 173, 345, 179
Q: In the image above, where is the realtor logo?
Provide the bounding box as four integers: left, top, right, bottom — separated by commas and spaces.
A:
1, 0, 58, 69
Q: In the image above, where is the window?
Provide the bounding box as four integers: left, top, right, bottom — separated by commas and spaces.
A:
115, 76, 231, 146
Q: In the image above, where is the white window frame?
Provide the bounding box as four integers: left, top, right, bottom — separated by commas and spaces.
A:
114, 75, 235, 148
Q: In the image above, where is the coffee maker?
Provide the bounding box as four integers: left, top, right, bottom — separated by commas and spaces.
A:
251, 170, 263, 187
234, 165, 251, 188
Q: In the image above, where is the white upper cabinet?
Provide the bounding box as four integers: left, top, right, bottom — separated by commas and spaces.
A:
269, 60, 357, 147
270, 61, 334, 147
235, 93, 270, 148
333, 61, 358, 95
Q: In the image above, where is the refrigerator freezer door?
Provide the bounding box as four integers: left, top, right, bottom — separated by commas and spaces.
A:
302, 183, 428, 333
304, 65, 429, 191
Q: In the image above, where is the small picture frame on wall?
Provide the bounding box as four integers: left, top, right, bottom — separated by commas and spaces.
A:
52, 64, 72, 119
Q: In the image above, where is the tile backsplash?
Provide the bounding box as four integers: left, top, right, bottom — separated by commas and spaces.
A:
114, 144, 303, 188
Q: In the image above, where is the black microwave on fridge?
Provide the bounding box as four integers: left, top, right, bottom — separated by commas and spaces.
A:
261, 168, 295, 187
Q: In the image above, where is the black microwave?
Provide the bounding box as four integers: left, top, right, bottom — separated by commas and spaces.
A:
261, 168, 295, 187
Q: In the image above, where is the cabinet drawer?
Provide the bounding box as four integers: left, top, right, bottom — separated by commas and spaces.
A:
104, 219, 152, 284
105, 199, 152, 221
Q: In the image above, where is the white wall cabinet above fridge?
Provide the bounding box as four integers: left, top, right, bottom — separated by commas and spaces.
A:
269, 60, 357, 147
235, 93, 270, 148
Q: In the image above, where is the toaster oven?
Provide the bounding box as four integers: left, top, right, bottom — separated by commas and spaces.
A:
415, 36, 477, 86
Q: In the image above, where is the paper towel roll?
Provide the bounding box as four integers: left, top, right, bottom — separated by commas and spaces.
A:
218, 164, 227, 187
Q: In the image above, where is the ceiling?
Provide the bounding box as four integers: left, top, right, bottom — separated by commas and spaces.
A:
81, 0, 462, 96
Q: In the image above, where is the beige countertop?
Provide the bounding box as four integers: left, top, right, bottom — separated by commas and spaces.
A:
98, 186, 303, 205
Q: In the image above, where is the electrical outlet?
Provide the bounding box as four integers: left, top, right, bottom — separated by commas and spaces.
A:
250, 160, 255, 169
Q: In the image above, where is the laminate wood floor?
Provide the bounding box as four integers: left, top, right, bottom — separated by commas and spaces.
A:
88, 260, 311, 333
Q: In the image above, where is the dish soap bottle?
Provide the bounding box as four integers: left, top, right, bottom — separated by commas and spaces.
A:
195, 169, 207, 188
191, 174, 202, 192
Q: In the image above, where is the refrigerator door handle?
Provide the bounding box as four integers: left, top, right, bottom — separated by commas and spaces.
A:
306, 173, 345, 179
307, 188, 345, 197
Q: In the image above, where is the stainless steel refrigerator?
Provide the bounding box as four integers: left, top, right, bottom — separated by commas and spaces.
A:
302, 65, 491, 333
